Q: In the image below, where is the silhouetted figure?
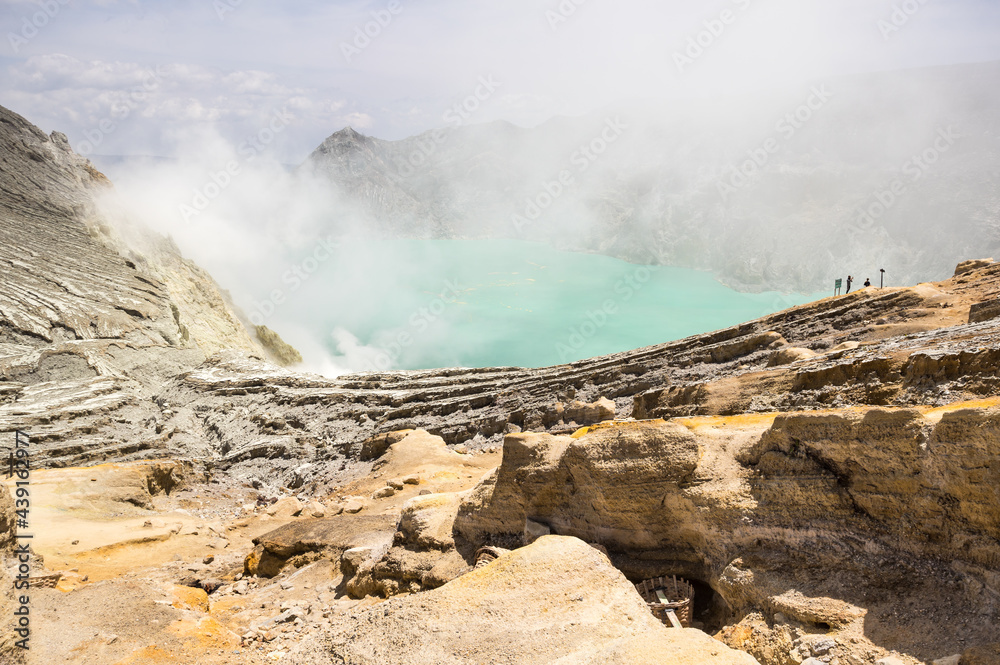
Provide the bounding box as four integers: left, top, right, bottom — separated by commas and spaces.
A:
846, 275, 853, 294
864, 278, 871, 288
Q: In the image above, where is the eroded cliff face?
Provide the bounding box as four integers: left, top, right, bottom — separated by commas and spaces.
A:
354, 405, 999, 664
0, 104, 283, 467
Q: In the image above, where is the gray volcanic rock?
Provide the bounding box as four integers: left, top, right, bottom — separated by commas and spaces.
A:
0, 103, 269, 466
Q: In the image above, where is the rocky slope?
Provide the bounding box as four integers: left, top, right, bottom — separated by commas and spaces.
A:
302, 61, 1000, 293
0, 103, 303, 468
2, 103, 1000, 664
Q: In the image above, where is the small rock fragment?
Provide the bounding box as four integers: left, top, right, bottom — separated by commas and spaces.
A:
342, 498, 365, 514
266, 497, 303, 518
372, 486, 396, 499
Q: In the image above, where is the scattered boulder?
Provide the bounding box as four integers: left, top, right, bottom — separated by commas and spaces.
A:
342, 498, 366, 514
767, 347, 819, 367
266, 497, 303, 518
933, 656, 961, 665
828, 341, 861, 353
564, 397, 617, 425
340, 547, 378, 576
306, 501, 326, 518
397, 493, 462, 550
244, 514, 395, 578
372, 486, 396, 499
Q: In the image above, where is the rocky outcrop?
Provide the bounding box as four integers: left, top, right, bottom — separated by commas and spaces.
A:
357, 407, 1000, 663
969, 299, 1000, 324
245, 514, 395, 578
254, 325, 303, 367
542, 397, 616, 427
0, 104, 279, 468
955, 259, 995, 276
292, 536, 759, 665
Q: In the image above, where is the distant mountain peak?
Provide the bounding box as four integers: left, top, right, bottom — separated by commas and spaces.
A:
325, 126, 368, 144
312, 125, 379, 160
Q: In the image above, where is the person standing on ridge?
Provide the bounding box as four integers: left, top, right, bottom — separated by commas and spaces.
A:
864, 278, 871, 288
846, 275, 853, 294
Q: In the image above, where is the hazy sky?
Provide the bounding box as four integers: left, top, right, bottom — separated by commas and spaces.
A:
2, 0, 999, 162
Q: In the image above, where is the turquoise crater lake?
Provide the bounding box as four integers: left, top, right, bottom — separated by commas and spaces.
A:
287, 239, 817, 371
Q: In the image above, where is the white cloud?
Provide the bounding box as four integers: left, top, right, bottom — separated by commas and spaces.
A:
2, 0, 999, 157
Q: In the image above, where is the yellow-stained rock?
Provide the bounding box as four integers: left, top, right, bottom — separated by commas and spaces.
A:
169, 584, 210, 613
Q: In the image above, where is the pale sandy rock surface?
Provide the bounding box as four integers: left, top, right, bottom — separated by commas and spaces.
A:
289, 536, 759, 665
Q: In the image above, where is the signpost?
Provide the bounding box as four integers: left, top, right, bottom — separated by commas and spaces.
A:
879, 268, 886, 289
835, 278, 843, 296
